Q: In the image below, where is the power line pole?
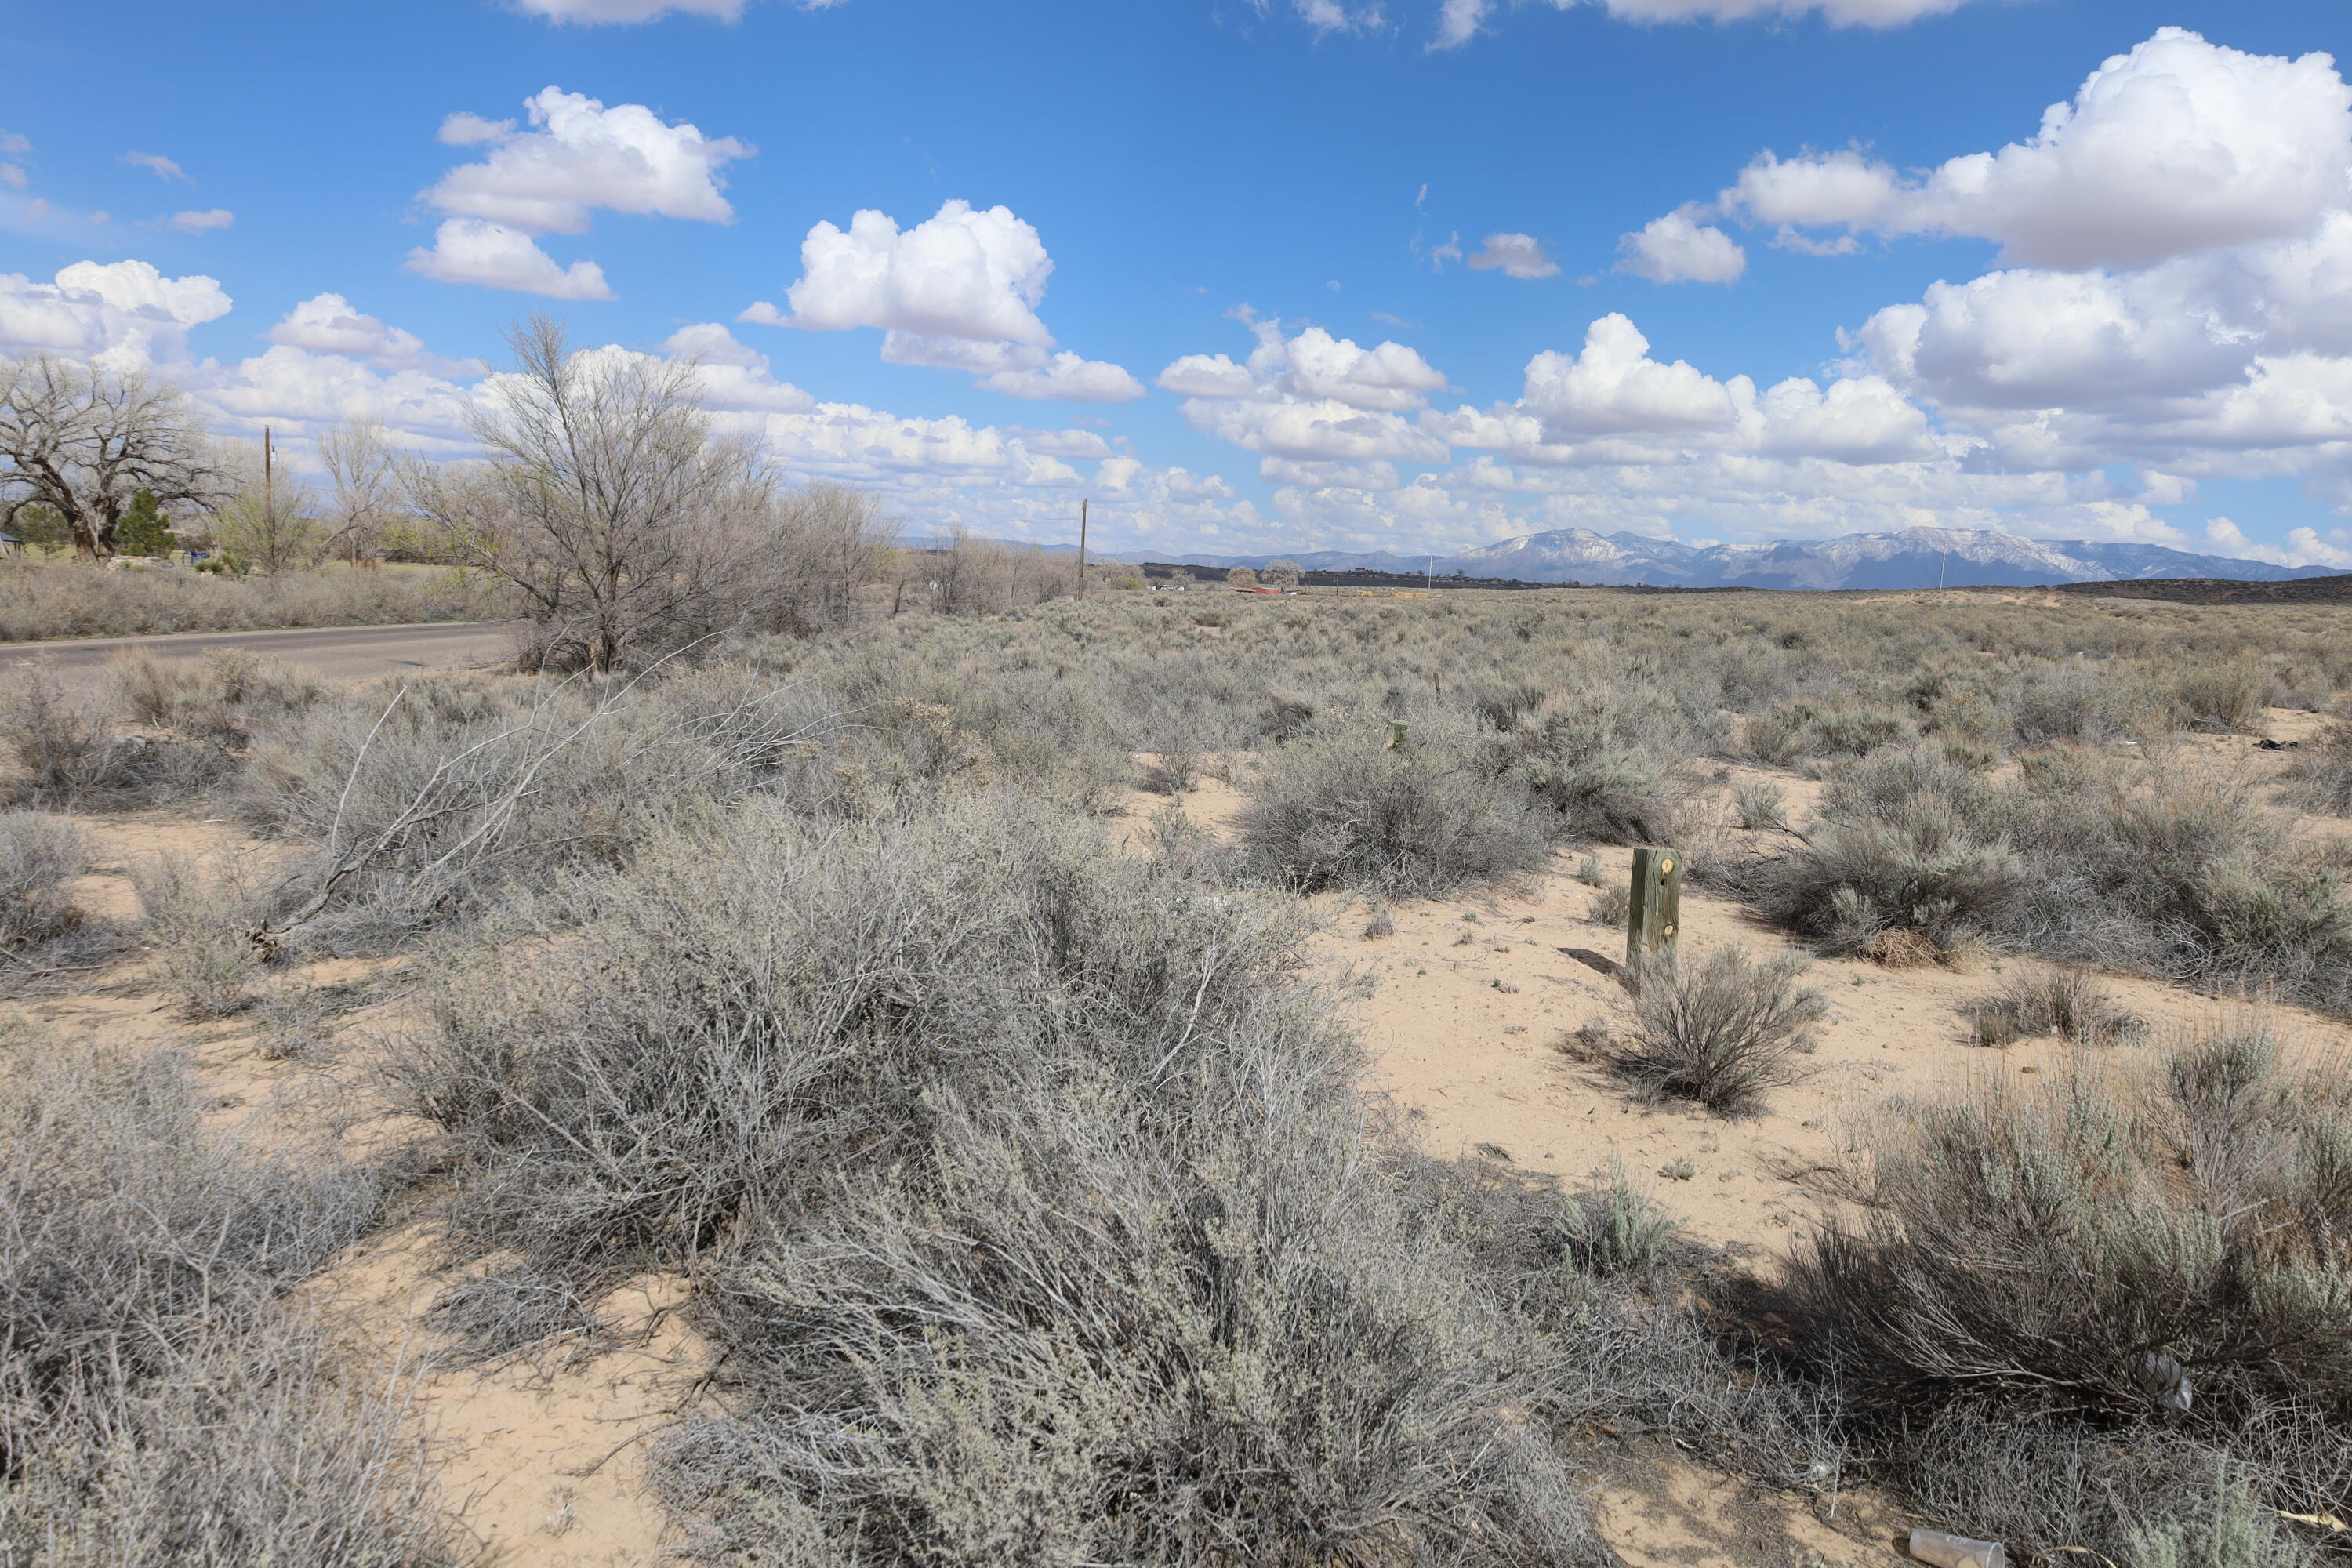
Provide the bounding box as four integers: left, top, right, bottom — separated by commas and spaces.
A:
1076, 497, 1089, 598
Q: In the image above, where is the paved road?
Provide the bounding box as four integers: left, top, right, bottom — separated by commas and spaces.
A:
0, 621, 523, 684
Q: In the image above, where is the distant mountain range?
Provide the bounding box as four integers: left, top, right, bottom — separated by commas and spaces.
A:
1155, 526, 2339, 591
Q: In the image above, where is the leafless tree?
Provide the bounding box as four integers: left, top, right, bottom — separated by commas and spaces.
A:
1262, 557, 1303, 591
317, 416, 397, 564
0, 355, 223, 558
768, 482, 891, 633
1227, 564, 1259, 590
405, 315, 781, 674
210, 437, 325, 574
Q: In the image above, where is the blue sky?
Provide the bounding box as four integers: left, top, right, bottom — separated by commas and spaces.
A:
4, 0, 2350, 564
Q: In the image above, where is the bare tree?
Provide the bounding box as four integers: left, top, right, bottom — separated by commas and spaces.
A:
769, 483, 891, 633
1227, 564, 1259, 590
405, 315, 782, 674
317, 416, 397, 565
1262, 558, 1303, 591
0, 356, 223, 559
210, 437, 325, 575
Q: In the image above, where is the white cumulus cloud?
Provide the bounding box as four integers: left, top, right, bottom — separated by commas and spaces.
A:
758, 200, 1054, 345
1725, 30, 2352, 271
0, 260, 231, 367
267, 294, 484, 376
1615, 206, 1746, 284
423, 86, 750, 234
405, 220, 614, 300
744, 200, 1139, 401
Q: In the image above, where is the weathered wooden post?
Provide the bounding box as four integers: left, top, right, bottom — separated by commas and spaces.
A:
1626, 846, 1683, 970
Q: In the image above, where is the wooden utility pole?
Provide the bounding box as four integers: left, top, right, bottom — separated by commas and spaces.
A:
1076, 497, 1089, 598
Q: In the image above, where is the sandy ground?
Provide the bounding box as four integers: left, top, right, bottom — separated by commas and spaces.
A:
8, 706, 2346, 1566
11, 811, 695, 1566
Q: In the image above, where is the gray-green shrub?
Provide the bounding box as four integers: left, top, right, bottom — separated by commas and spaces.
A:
1238, 714, 1548, 896
0, 1025, 456, 1565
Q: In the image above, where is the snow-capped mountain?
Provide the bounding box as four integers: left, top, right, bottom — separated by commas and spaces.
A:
1166, 528, 2337, 590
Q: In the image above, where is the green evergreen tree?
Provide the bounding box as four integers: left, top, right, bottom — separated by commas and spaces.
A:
10, 503, 70, 550
114, 490, 176, 557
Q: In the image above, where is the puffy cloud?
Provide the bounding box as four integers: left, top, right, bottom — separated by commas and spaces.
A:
1259, 456, 1399, 489
1418, 314, 1936, 474
659, 322, 815, 412
268, 294, 484, 376
122, 151, 188, 182
758, 200, 1054, 346
1466, 232, 1560, 279
167, 209, 234, 234
873, 332, 1142, 402
742, 200, 1140, 400
1004, 426, 1115, 460
977, 353, 1146, 403
1615, 206, 1745, 284
1521, 314, 1743, 437
1754, 374, 1935, 464
1160, 315, 1447, 412
1729, 31, 2352, 271
1156, 353, 1260, 400
405, 220, 615, 300
423, 87, 750, 234
1184, 397, 1450, 465
1728, 148, 1901, 229
0, 260, 231, 366
1165, 315, 1454, 464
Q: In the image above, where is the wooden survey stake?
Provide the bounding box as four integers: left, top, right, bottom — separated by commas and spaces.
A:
1627, 846, 1684, 969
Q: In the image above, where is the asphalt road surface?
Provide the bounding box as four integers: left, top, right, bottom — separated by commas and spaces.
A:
0, 621, 522, 686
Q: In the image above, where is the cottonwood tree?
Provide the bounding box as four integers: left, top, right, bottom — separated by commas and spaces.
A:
406, 314, 782, 674
0, 355, 223, 558
318, 416, 398, 564
1262, 558, 1303, 591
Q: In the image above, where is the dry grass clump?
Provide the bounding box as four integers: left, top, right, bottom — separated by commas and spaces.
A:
1966, 962, 2143, 1046
1, 670, 231, 808
405, 796, 1615, 1563
1747, 743, 2352, 1010
1605, 946, 1827, 1115
112, 647, 328, 739
1747, 746, 2023, 967
1786, 1029, 2352, 1558
0, 811, 88, 952
1237, 715, 1548, 896
134, 851, 266, 1017
0, 1024, 457, 1564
